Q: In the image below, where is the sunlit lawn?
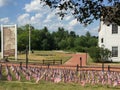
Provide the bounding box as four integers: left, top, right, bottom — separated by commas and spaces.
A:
0, 80, 119, 90
8, 50, 73, 64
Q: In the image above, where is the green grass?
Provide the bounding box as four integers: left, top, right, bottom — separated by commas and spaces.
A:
86, 54, 93, 65
8, 50, 72, 64
0, 80, 119, 90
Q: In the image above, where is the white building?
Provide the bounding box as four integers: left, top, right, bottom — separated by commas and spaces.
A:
98, 21, 120, 62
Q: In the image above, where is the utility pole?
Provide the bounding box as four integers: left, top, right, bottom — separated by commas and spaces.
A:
29, 24, 31, 55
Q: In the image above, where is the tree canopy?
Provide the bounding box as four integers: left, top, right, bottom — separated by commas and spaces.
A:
16, 25, 98, 52
40, 0, 120, 25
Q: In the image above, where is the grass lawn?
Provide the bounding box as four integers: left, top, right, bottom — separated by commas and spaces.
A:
0, 80, 119, 90
8, 50, 73, 64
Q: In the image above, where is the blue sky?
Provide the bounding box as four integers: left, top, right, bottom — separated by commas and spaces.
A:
0, 0, 100, 36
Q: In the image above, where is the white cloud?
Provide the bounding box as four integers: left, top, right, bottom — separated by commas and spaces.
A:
24, 0, 42, 12
89, 26, 99, 36
0, 17, 9, 23
64, 15, 72, 21
30, 13, 42, 24
20, 0, 99, 36
0, 0, 12, 7
17, 13, 30, 25
46, 13, 55, 20
17, 13, 43, 26
43, 12, 57, 23
31, 13, 42, 21
69, 19, 79, 26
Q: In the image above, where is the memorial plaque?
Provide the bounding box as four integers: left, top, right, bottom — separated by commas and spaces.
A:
1, 25, 17, 60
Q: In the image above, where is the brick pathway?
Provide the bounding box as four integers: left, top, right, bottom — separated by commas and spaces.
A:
64, 53, 87, 66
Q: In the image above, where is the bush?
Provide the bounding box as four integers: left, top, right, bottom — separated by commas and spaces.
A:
88, 47, 111, 63
88, 47, 101, 62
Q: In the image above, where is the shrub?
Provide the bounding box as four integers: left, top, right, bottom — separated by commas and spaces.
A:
88, 47, 111, 63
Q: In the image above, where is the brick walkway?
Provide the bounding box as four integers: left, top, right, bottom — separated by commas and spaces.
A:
64, 53, 87, 66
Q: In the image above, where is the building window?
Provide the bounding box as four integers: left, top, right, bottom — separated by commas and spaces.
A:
101, 38, 103, 43
112, 46, 118, 57
112, 23, 118, 34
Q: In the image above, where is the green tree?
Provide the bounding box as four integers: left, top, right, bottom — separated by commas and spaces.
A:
52, 27, 69, 50
17, 26, 98, 54
67, 37, 75, 49
70, 31, 76, 37
100, 47, 112, 62
31, 30, 41, 50
58, 39, 68, 50
42, 39, 49, 50
40, 0, 120, 25
17, 26, 29, 51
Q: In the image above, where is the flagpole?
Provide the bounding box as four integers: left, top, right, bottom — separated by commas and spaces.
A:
29, 24, 31, 55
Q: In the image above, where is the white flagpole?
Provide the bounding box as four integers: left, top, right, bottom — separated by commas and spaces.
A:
29, 24, 31, 55
15, 24, 17, 61
1, 24, 3, 59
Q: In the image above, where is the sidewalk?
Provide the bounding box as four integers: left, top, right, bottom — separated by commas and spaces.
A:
64, 53, 87, 66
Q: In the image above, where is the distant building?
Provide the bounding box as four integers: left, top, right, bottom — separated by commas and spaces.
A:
98, 21, 120, 62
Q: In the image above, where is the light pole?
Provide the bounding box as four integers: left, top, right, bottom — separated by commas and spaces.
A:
29, 24, 31, 55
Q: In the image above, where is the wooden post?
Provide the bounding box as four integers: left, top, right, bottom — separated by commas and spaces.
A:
76, 64, 79, 72
80, 57, 82, 68
20, 62, 22, 69
43, 60, 44, 64
60, 59, 62, 64
48, 63, 50, 69
26, 45, 28, 69
53, 60, 55, 65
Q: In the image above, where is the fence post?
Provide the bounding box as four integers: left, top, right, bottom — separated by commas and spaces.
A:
53, 60, 55, 65
0, 64, 2, 71
60, 59, 62, 64
43, 59, 44, 64
76, 64, 79, 72
80, 57, 82, 68
26, 45, 28, 69
48, 63, 50, 69
20, 62, 22, 69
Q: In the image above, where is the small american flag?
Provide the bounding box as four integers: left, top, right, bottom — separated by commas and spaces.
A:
6, 65, 9, 75
7, 73, 12, 81
113, 80, 118, 87
81, 80, 86, 86
18, 75, 21, 81
15, 72, 19, 80
36, 77, 40, 83
54, 76, 61, 83
26, 73, 30, 81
